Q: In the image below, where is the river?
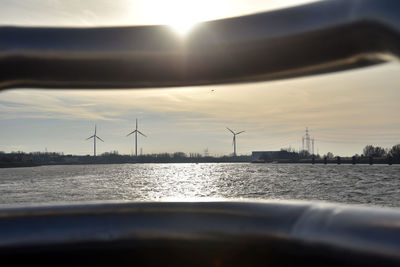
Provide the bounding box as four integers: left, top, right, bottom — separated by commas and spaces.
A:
0, 163, 399, 207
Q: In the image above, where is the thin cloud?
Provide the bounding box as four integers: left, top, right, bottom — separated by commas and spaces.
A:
1, 63, 399, 155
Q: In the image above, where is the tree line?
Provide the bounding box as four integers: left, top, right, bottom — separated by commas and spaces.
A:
0, 151, 252, 168
259, 144, 400, 164
321, 144, 400, 162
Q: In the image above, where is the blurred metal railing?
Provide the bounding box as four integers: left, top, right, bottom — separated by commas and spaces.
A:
1, 0, 400, 90
0, 200, 399, 266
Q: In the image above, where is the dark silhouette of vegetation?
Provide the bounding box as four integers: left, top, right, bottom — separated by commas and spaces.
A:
325, 152, 334, 159
0, 151, 252, 168
363, 145, 387, 157
389, 144, 400, 160
254, 144, 400, 164
258, 148, 321, 163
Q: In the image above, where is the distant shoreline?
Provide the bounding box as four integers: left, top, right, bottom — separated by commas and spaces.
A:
252, 157, 398, 165
0, 161, 252, 169
0, 153, 251, 169
1, 151, 398, 169
1, 161, 398, 169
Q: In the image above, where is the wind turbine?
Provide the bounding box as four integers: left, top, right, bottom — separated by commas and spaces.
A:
227, 127, 245, 157
86, 124, 104, 157
126, 118, 147, 157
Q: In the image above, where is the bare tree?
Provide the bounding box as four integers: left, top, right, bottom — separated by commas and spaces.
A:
325, 152, 334, 159
389, 144, 400, 160
363, 145, 387, 157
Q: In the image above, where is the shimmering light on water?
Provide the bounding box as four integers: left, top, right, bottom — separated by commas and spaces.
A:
0, 163, 399, 207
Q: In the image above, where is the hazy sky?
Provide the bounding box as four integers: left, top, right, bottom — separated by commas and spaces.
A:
0, 0, 399, 156
0, 0, 317, 26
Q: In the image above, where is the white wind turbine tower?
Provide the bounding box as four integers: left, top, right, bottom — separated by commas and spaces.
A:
85, 124, 104, 157
227, 127, 245, 157
126, 118, 147, 157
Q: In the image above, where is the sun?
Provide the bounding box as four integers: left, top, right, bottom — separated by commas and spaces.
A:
168, 17, 200, 36
138, 0, 229, 36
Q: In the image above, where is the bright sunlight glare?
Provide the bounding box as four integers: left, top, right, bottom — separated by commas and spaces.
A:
169, 17, 199, 36
139, 0, 230, 36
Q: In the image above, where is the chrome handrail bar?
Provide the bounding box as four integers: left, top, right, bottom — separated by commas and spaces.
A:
1, 0, 400, 90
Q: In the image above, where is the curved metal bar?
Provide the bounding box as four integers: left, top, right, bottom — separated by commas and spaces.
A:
0, 200, 399, 266
1, 0, 400, 90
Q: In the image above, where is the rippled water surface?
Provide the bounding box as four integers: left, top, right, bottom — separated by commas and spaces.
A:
0, 163, 399, 207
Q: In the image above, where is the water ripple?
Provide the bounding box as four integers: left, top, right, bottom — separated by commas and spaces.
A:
0, 163, 399, 207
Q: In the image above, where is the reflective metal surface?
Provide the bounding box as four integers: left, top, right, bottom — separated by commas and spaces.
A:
0, 200, 399, 266
1, 0, 400, 90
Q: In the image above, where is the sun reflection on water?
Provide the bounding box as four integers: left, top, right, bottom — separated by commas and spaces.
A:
145, 163, 222, 200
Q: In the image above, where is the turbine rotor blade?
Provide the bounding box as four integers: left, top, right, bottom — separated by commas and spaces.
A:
236, 130, 245, 135
96, 136, 104, 142
86, 135, 94, 140
137, 130, 147, 137
226, 127, 234, 134
126, 130, 137, 137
